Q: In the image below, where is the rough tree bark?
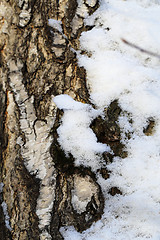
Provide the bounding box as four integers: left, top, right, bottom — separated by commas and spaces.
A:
0, 0, 126, 239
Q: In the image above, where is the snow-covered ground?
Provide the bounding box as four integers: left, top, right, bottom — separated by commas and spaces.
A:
54, 0, 160, 239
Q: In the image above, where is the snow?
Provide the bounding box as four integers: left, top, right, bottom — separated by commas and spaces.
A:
48, 19, 63, 33
54, 0, 160, 239
0, 182, 4, 193
1, 201, 12, 231
0, 183, 12, 231
54, 94, 89, 110
54, 95, 110, 171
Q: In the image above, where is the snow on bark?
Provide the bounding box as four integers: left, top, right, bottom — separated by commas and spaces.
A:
54, 94, 110, 171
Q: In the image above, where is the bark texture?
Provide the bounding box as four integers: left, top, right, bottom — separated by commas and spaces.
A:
0, 0, 124, 239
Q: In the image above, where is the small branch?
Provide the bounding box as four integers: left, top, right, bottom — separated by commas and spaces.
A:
121, 38, 160, 59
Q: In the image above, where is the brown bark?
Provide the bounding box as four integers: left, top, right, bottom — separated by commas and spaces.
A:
0, 0, 124, 239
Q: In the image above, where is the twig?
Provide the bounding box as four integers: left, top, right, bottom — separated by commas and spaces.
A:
121, 38, 160, 59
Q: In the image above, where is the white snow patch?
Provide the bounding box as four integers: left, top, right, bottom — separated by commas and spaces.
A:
0, 183, 12, 231
54, 94, 88, 110
48, 19, 63, 33
54, 94, 110, 171
0, 182, 4, 193
1, 201, 12, 231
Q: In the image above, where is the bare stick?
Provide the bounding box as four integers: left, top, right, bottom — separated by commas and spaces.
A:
121, 38, 160, 59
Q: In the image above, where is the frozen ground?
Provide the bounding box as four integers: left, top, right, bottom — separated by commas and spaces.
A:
55, 0, 160, 239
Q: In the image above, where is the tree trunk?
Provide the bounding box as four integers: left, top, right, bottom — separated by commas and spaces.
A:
0, 0, 124, 239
